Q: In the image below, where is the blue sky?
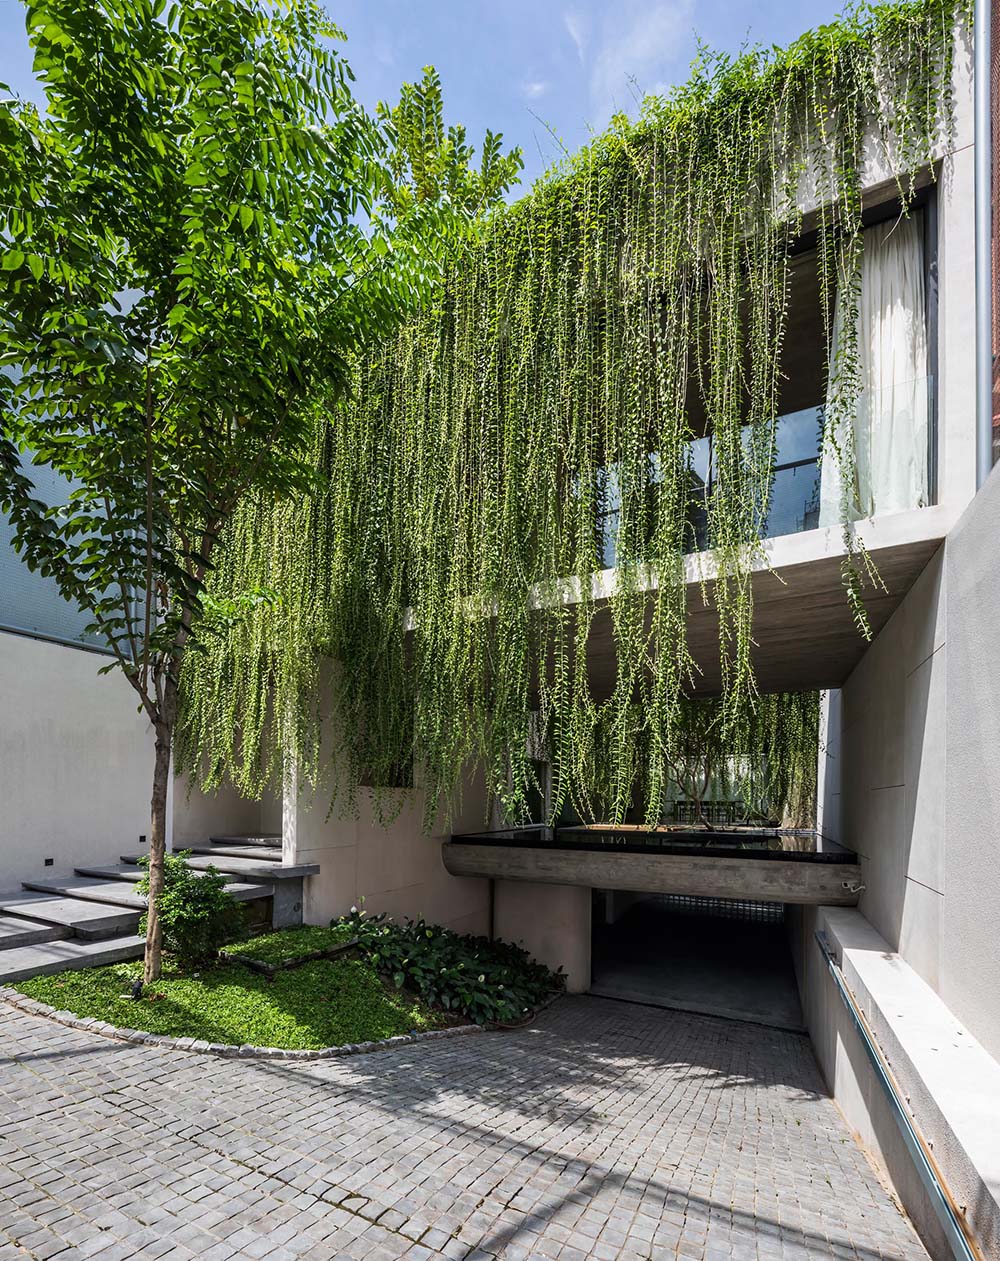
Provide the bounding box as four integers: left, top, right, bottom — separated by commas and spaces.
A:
0, 0, 848, 189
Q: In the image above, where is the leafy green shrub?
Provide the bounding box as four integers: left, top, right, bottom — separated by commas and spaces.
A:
137, 852, 245, 968
338, 907, 563, 1025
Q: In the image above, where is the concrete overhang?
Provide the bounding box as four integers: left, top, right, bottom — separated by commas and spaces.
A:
585, 507, 951, 696
443, 841, 862, 906
404, 507, 953, 698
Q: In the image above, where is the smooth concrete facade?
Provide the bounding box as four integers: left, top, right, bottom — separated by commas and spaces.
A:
285, 768, 491, 937
940, 464, 1000, 1066
0, 633, 154, 888
493, 880, 591, 993
796, 466, 1000, 1259
818, 463, 1000, 1065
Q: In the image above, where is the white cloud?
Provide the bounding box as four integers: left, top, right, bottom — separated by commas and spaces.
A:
521, 80, 549, 100
563, 10, 588, 64
588, 0, 692, 125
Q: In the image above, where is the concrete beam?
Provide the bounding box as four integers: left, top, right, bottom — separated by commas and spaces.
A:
443, 843, 862, 906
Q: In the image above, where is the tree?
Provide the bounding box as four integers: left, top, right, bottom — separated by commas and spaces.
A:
0, 0, 520, 981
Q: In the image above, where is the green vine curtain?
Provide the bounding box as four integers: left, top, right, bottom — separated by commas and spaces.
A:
178, 0, 968, 829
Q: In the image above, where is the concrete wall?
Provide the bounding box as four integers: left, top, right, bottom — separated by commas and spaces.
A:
286, 765, 491, 938
836, 546, 948, 992
789, 904, 1000, 1261
171, 775, 280, 850
494, 881, 591, 993
795, 467, 1000, 1258
940, 463, 1000, 1060
0, 631, 154, 887
829, 462, 1000, 1063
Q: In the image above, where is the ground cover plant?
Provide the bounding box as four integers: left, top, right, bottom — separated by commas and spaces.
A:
13, 915, 562, 1045
343, 909, 564, 1025
14, 956, 447, 1050
220, 923, 356, 971
180, 0, 969, 834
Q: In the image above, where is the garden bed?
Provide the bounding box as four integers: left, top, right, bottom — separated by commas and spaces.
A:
219, 924, 359, 976
9, 914, 565, 1054
12, 955, 451, 1051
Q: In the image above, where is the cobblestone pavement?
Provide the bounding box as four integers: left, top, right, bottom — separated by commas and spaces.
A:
0, 995, 927, 1261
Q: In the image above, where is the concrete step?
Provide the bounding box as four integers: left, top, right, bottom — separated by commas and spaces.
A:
187, 844, 283, 863
0, 892, 140, 941
77, 861, 261, 886
0, 914, 71, 950
62, 869, 275, 905
121, 852, 317, 881
0, 934, 145, 983
23, 877, 146, 911
210, 833, 281, 848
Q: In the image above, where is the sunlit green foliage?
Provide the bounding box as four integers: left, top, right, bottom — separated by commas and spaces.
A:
0, 0, 519, 976
179, 0, 966, 828
14, 956, 444, 1048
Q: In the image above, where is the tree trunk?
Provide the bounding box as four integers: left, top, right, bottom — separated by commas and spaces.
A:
144, 720, 172, 983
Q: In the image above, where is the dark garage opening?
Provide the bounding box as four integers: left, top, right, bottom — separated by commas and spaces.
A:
590, 892, 805, 1032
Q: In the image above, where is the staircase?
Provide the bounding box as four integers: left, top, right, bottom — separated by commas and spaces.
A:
0, 836, 317, 983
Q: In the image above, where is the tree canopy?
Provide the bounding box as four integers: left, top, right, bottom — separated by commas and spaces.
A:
0, 0, 521, 977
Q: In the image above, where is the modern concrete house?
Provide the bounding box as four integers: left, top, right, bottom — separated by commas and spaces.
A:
1, 7, 999, 1261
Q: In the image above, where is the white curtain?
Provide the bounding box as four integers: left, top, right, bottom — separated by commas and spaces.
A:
819, 212, 929, 526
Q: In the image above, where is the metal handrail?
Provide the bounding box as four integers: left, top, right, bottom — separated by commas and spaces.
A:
815, 931, 984, 1261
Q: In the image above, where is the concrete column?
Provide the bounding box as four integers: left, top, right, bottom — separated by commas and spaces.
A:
815, 688, 842, 843
494, 880, 591, 993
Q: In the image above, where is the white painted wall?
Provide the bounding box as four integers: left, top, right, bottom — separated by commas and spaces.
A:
0, 628, 284, 891
0, 631, 154, 887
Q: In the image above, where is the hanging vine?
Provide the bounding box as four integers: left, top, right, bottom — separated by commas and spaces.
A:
177, 0, 969, 830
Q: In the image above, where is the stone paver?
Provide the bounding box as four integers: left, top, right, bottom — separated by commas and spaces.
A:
0, 995, 927, 1260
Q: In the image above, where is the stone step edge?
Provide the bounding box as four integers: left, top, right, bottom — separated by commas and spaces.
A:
186, 846, 284, 863
0, 984, 485, 1061
119, 855, 318, 879
209, 835, 282, 847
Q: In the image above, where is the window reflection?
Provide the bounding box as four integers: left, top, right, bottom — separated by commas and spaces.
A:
597, 404, 824, 567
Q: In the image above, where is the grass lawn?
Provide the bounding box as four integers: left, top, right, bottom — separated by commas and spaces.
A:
219, 923, 356, 970
14, 955, 449, 1049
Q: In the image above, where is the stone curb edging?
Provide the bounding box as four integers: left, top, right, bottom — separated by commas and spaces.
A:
0, 984, 484, 1060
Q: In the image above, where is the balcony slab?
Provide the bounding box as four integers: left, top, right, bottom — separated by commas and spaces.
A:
443, 842, 862, 905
